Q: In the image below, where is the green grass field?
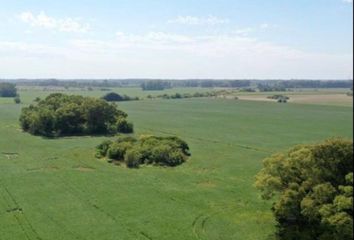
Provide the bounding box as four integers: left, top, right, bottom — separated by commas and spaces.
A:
0, 88, 353, 240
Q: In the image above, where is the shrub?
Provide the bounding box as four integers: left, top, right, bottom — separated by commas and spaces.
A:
124, 148, 143, 168
14, 96, 21, 104
107, 142, 132, 160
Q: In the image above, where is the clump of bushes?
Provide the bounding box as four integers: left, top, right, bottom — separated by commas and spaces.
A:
14, 95, 21, 104
102, 92, 139, 102
96, 135, 190, 168
19, 93, 133, 137
267, 95, 289, 103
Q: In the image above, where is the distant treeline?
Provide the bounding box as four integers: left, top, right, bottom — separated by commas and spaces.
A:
0, 82, 17, 97
257, 80, 353, 91
3, 79, 353, 89
148, 90, 239, 100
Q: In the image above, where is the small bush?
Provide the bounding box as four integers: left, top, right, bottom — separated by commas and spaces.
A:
14, 96, 21, 104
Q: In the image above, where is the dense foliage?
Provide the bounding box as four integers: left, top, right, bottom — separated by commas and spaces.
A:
102, 92, 138, 102
0, 82, 17, 97
19, 93, 133, 136
96, 135, 190, 168
256, 139, 353, 240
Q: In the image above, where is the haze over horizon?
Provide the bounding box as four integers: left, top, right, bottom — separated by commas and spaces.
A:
0, 0, 353, 79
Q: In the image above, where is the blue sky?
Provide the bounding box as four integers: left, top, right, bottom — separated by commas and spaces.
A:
0, 0, 352, 79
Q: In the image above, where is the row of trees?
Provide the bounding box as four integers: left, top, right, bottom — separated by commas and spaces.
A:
19, 93, 133, 137
0, 82, 17, 97
96, 135, 190, 168
256, 139, 353, 240
147, 90, 239, 100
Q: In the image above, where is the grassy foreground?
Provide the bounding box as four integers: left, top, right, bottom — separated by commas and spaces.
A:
0, 90, 352, 240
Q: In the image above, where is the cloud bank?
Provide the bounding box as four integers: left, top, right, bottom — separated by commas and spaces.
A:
18, 11, 90, 33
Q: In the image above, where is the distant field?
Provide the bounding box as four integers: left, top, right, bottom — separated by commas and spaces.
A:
237, 89, 352, 107
0, 88, 353, 240
15, 86, 353, 107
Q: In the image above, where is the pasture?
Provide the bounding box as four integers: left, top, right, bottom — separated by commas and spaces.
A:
0, 87, 353, 240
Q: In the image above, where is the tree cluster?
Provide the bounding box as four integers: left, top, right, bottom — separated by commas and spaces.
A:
0, 82, 17, 97
102, 92, 139, 102
256, 139, 353, 240
96, 135, 190, 168
19, 93, 133, 137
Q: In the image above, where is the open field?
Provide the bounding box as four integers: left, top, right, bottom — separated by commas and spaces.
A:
13, 86, 353, 107
237, 89, 353, 107
0, 88, 353, 240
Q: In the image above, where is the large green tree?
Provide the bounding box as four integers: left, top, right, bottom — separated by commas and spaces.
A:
255, 139, 353, 240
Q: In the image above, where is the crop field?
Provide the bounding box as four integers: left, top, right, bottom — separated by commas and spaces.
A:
0, 88, 353, 240
230, 89, 352, 107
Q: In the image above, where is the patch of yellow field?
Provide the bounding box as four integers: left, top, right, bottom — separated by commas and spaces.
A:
288, 94, 353, 106
238, 94, 353, 107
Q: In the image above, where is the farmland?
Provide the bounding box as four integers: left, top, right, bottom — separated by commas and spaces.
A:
0, 87, 353, 240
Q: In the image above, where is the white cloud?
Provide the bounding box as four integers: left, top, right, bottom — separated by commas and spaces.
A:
0, 32, 352, 79
168, 16, 229, 26
234, 27, 254, 36
343, 0, 353, 3
18, 11, 90, 33
260, 23, 270, 29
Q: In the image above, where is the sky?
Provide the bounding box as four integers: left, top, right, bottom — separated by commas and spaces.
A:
0, 0, 352, 79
